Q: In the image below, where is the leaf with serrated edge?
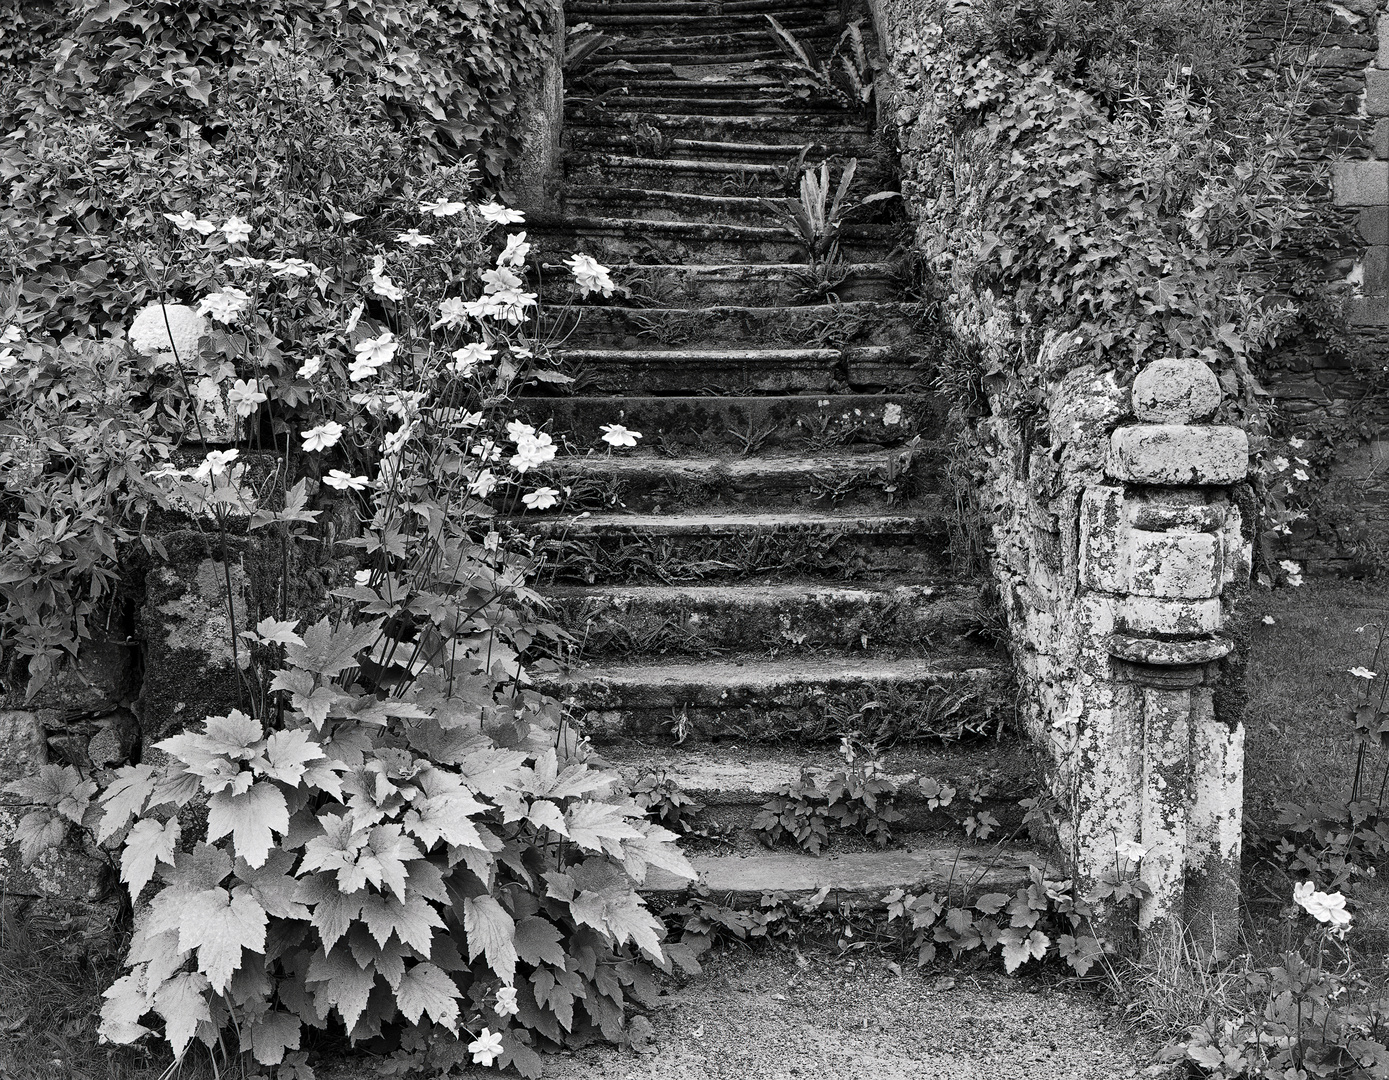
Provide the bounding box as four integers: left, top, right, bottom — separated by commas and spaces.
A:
255, 729, 323, 784
395, 961, 460, 1027
306, 946, 377, 1031
206, 781, 288, 869
526, 799, 568, 837
97, 764, 159, 841
463, 894, 517, 985
99, 972, 152, 1045
285, 618, 383, 677
250, 1011, 301, 1066
233, 850, 311, 919
154, 970, 211, 1060
122, 816, 180, 901
177, 887, 267, 993
514, 916, 566, 969
547, 762, 613, 800
564, 801, 643, 853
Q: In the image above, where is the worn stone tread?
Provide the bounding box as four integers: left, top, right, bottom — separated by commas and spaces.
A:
642, 844, 1045, 898
519, 508, 945, 537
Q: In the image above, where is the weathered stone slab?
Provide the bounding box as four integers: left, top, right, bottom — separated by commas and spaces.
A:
1332, 159, 1389, 205
1107, 425, 1248, 485
1128, 530, 1222, 600
1131, 357, 1220, 423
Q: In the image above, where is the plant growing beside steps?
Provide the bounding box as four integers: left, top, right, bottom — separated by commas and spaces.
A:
760, 158, 902, 270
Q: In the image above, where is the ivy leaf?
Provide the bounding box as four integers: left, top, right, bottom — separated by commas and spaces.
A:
359, 892, 444, 953
285, 617, 383, 677
153, 970, 211, 1060
395, 961, 460, 1027
99, 972, 152, 1044
248, 617, 306, 648
463, 894, 517, 985
564, 801, 644, 854
122, 816, 181, 902
14, 808, 67, 864
206, 781, 288, 869
514, 915, 566, 969
249, 1011, 302, 1066
7, 763, 98, 822
233, 851, 311, 919
526, 799, 568, 837
97, 764, 160, 841
999, 927, 1050, 974
306, 946, 378, 1031
178, 887, 268, 993
253, 729, 324, 785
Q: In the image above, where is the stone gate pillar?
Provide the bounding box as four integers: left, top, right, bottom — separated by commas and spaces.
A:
1078, 357, 1251, 956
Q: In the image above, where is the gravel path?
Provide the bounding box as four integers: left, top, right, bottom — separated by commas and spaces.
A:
323, 946, 1162, 1080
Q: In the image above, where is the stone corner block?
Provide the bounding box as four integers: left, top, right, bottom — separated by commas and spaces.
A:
1078, 485, 1126, 593
1129, 529, 1222, 600
1370, 69, 1389, 116
1118, 595, 1222, 636
1347, 293, 1389, 326
1332, 159, 1389, 205
1107, 425, 1249, 486
1380, 16, 1389, 68
1132, 358, 1221, 423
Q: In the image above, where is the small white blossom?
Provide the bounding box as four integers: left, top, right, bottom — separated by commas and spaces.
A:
351, 332, 398, 381
1294, 881, 1352, 931
324, 470, 370, 491
224, 255, 266, 271
1289, 437, 1305, 449
227, 378, 266, 418
479, 202, 525, 226
482, 266, 524, 295
381, 425, 412, 455
494, 986, 519, 1017
221, 216, 252, 244
600, 423, 641, 449
297, 356, 322, 379
0, 325, 20, 345
523, 487, 560, 510
301, 421, 345, 452
468, 1028, 504, 1067
435, 298, 470, 329
883, 403, 902, 426
372, 275, 404, 302
506, 420, 537, 443
1350, 667, 1378, 680
420, 198, 467, 217
1268, 456, 1289, 472
565, 252, 615, 298
449, 343, 494, 375
269, 258, 316, 279
498, 232, 530, 267
483, 289, 537, 326
197, 287, 251, 324
1293, 468, 1309, 482
1279, 559, 1304, 587
469, 469, 498, 497
354, 569, 372, 585
164, 210, 200, 231
344, 302, 365, 335
194, 448, 239, 479
510, 432, 556, 473
1262, 615, 1276, 625
396, 229, 434, 247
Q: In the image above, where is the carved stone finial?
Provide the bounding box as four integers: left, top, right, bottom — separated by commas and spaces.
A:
1132, 357, 1221, 423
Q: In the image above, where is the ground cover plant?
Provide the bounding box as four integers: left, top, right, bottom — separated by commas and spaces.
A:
0, 8, 705, 1078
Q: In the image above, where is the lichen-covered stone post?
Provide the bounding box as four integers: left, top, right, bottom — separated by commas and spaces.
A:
508, 0, 565, 213
1086, 356, 1252, 956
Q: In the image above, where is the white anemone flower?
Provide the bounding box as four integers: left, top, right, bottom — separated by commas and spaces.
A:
324, 470, 370, 491
498, 232, 530, 267
227, 378, 267, 418
565, 252, 616, 299
523, 487, 560, 511
301, 421, 345, 452
221, 216, 253, 244
449, 343, 494, 375
396, 229, 434, 247
599, 423, 641, 449
197, 287, 251, 325
479, 202, 525, 226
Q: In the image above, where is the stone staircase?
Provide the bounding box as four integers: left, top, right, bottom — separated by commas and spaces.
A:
515, 0, 1043, 904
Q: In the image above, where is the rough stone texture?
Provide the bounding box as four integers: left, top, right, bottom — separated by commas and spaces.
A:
1131, 357, 1221, 423
1333, 159, 1389, 205
1107, 425, 1249, 485
507, 0, 564, 212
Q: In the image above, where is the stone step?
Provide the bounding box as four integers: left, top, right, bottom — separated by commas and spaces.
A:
543, 581, 994, 658
564, 151, 884, 195
538, 653, 1008, 741
575, 76, 792, 100
553, 344, 924, 394
642, 844, 1043, 902
584, 24, 838, 55
546, 300, 926, 349
538, 448, 943, 512
565, 93, 858, 116
563, 126, 874, 163
547, 260, 900, 305
514, 394, 945, 451
532, 212, 897, 265
522, 508, 951, 585
599, 738, 1034, 834
562, 186, 787, 228
565, 107, 872, 141
572, 10, 837, 32
570, 0, 839, 15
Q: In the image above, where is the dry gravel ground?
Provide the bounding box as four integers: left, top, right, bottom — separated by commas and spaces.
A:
327, 946, 1160, 1080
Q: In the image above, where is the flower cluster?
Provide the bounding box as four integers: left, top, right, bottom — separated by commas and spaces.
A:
1293, 881, 1352, 932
